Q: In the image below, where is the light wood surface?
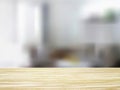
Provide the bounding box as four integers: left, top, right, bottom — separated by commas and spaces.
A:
0, 68, 119, 90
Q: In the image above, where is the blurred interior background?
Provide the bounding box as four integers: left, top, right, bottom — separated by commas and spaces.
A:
0, 0, 120, 67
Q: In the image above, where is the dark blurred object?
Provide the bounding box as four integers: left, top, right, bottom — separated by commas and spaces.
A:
50, 49, 72, 60
98, 45, 120, 67
28, 44, 54, 67
110, 45, 120, 67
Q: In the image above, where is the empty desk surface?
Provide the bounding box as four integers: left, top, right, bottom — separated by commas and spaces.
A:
0, 68, 119, 90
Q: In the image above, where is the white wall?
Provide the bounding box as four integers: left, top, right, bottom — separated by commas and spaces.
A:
48, 0, 87, 48
48, 0, 120, 47
0, 0, 17, 42
0, 0, 19, 67
0, 0, 43, 67
81, 0, 120, 44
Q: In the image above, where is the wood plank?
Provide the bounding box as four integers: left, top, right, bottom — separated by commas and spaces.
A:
0, 68, 119, 90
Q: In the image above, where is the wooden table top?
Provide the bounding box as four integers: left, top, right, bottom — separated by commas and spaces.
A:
0, 68, 119, 90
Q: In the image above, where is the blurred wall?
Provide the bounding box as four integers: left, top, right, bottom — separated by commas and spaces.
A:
0, 0, 17, 42
0, 0, 43, 67
48, 0, 120, 48
48, 0, 87, 48
0, 0, 21, 67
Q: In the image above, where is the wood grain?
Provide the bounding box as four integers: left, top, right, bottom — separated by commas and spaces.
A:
0, 68, 119, 90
